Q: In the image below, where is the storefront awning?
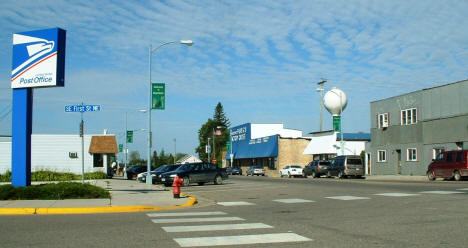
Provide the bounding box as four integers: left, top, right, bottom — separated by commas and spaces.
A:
225, 135, 278, 159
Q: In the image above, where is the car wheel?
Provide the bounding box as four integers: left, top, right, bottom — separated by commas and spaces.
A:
302, 171, 307, 178
453, 171, 462, 181
214, 175, 223, 185
288, 172, 291, 178
164, 183, 171, 187
311, 171, 316, 178
427, 171, 436, 181
198, 182, 205, 186
183, 177, 190, 187
327, 171, 332, 178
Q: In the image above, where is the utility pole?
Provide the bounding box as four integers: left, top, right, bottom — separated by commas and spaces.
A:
316, 79, 326, 132
173, 138, 176, 163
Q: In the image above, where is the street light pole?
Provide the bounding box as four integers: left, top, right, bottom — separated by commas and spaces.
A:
146, 40, 193, 185
316, 79, 326, 132
124, 112, 128, 179
339, 92, 344, 155
173, 138, 176, 164
329, 89, 345, 156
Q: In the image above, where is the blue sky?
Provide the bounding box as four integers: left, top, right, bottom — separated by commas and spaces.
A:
0, 0, 467, 158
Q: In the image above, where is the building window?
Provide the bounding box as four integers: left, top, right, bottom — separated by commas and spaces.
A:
93, 154, 103, 167
401, 108, 417, 125
432, 148, 445, 160
378, 113, 389, 128
407, 148, 417, 161
377, 150, 387, 162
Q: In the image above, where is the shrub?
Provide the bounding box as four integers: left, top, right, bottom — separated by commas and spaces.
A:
0, 170, 109, 182
0, 182, 110, 200
0, 170, 11, 182
84, 172, 108, 180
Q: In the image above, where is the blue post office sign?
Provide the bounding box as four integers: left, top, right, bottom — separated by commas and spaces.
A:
11, 28, 66, 89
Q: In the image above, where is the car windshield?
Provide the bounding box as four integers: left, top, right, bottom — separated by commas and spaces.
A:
319, 161, 330, 165
291, 165, 301, 168
158, 165, 177, 173
174, 164, 195, 172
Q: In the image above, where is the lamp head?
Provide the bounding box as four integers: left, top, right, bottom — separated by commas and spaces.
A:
180, 40, 194, 46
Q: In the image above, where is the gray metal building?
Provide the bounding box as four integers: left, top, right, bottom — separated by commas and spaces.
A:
367, 79, 468, 176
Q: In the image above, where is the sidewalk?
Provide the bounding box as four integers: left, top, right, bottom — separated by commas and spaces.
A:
0, 178, 197, 215
364, 175, 427, 181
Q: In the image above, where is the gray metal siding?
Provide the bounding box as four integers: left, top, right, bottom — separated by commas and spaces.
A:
369, 80, 468, 176
423, 81, 468, 120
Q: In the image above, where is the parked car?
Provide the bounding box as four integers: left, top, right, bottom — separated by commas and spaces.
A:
427, 150, 468, 181
159, 162, 228, 187
327, 155, 365, 179
246, 166, 265, 176
279, 165, 303, 178
231, 167, 242, 175
137, 164, 181, 183
125, 165, 148, 180
226, 166, 233, 175
303, 160, 331, 178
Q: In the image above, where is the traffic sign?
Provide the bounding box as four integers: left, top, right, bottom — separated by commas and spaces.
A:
126, 131, 133, 143
333, 116, 341, 132
65, 104, 101, 112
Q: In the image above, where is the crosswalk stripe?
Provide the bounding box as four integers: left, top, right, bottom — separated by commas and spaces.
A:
147, 211, 227, 218
457, 188, 468, 191
325, 196, 371, 200
273, 198, 315, 203
374, 193, 420, 197
173, 233, 312, 247
151, 217, 244, 224
217, 201, 255, 206
420, 191, 465, 195
162, 223, 273, 232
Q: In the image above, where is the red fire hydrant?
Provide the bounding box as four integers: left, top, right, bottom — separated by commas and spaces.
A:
172, 175, 184, 198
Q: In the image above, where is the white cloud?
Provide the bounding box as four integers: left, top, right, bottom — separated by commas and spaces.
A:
0, 0, 467, 154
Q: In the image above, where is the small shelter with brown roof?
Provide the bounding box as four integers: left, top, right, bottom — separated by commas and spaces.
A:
89, 135, 118, 170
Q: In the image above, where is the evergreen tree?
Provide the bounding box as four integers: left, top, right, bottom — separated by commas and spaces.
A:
213, 102, 230, 127
196, 102, 230, 166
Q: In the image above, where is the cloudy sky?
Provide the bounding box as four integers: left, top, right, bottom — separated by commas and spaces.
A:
0, 0, 467, 158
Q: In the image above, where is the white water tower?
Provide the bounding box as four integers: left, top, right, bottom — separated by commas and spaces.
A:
324, 88, 347, 118
324, 87, 347, 155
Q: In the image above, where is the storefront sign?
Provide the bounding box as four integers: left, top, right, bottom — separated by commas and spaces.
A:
11, 28, 66, 89
227, 123, 278, 159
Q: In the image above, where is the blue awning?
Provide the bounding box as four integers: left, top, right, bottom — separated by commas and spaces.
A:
225, 123, 278, 159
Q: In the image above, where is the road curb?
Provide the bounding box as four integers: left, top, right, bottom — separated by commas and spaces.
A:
0, 194, 197, 215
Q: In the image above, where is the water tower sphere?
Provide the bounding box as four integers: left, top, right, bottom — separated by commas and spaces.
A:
323, 88, 347, 116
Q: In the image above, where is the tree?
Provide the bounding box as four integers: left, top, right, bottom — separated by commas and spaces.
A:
129, 151, 146, 166
196, 102, 230, 166
213, 102, 230, 127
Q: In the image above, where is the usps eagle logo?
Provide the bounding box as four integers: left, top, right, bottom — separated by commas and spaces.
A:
11, 28, 65, 89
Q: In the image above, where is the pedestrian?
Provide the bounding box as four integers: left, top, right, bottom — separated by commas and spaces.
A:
111, 161, 117, 175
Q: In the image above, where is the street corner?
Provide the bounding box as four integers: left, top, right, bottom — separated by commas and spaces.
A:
0, 194, 198, 215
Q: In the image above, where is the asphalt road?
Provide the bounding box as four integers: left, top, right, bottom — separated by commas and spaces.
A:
2, 176, 468, 248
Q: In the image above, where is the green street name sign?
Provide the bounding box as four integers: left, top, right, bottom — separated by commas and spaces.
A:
126, 130, 133, 143
333, 116, 341, 132
152, 83, 165, 110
